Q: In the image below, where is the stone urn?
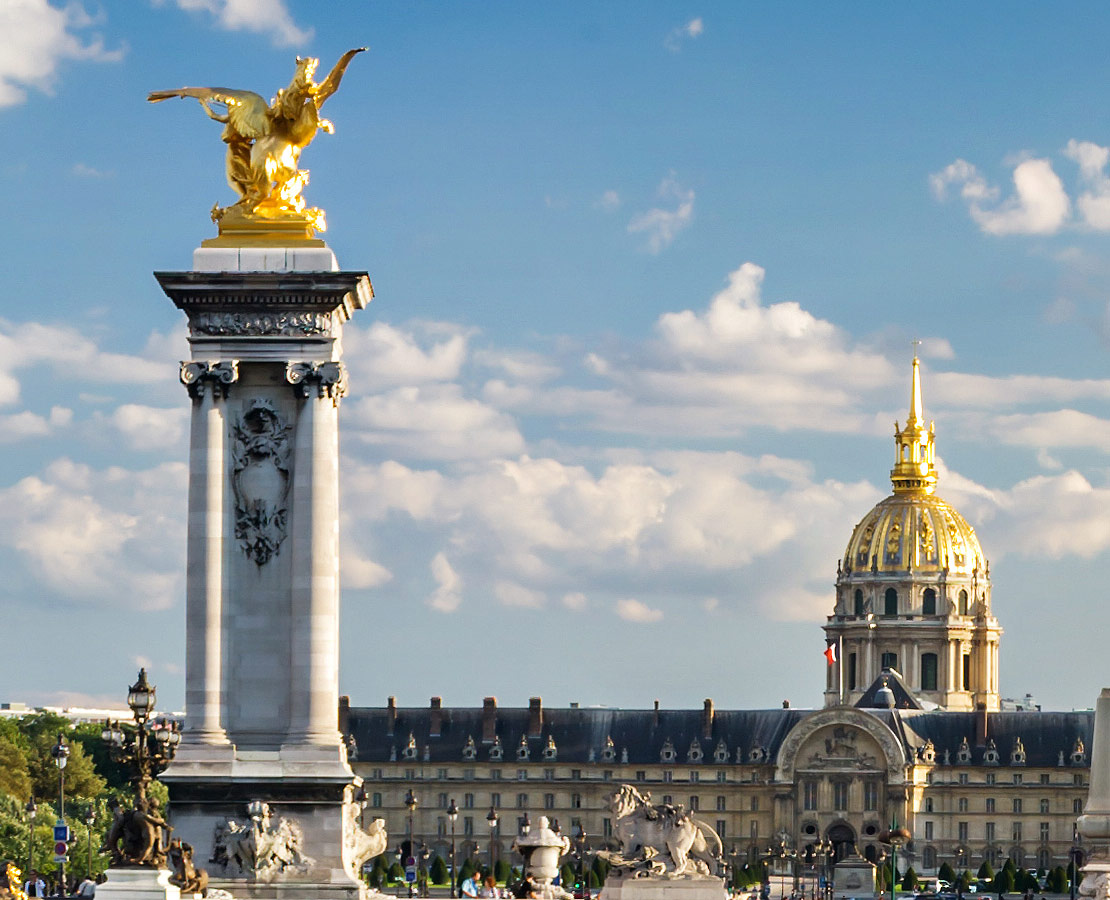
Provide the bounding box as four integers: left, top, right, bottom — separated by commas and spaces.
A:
512, 816, 571, 893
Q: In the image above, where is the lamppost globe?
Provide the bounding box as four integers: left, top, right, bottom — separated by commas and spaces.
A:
486, 807, 498, 877
25, 797, 37, 879
51, 734, 70, 771
446, 799, 458, 900
521, 813, 531, 836
127, 668, 156, 724
405, 790, 418, 813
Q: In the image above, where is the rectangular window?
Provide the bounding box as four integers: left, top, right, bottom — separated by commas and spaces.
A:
1014, 774, 1023, 785
717, 796, 727, 811
464, 793, 475, 809
1013, 822, 1022, 842
833, 782, 849, 812
959, 773, 969, 784
1013, 798, 1022, 814
881, 651, 898, 670
804, 782, 818, 811
1040, 799, 1050, 814
490, 792, 501, 808
544, 793, 555, 810
372, 792, 382, 808
663, 795, 672, 805
986, 773, 996, 785
637, 771, 647, 782
572, 794, 582, 809
1041, 774, 1050, 785
925, 821, 934, 840
986, 798, 995, 813
438, 793, 448, 808
372, 768, 384, 779
958, 822, 968, 842
848, 653, 857, 690
464, 768, 475, 781
1041, 822, 1050, 841
958, 797, 968, 812
663, 771, 673, 783
690, 772, 700, 783
437, 818, 446, 837
603, 770, 613, 781
406, 768, 416, 780
464, 816, 473, 836
438, 768, 448, 780
571, 770, 581, 780
516, 793, 528, 809
717, 770, 727, 783
962, 654, 971, 691
603, 818, 612, 838
717, 820, 727, 839
986, 822, 996, 842
924, 797, 933, 813
490, 769, 502, 780
544, 768, 555, 780
1075, 798, 1084, 814
750, 821, 758, 839
518, 770, 528, 780
690, 796, 700, 811
921, 653, 938, 691
1075, 774, 1084, 786
750, 797, 759, 811
864, 782, 878, 812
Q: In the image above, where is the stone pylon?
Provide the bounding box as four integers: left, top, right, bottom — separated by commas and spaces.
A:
1078, 688, 1110, 898
156, 243, 380, 900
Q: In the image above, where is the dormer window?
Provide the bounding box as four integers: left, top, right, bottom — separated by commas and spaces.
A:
919, 740, 936, 764
660, 738, 676, 763
489, 736, 503, 761
1011, 738, 1026, 766
517, 735, 530, 761
687, 738, 703, 763
1072, 738, 1087, 766
956, 737, 971, 764
402, 732, 418, 761
749, 746, 766, 764
463, 735, 477, 761
542, 736, 557, 761
983, 739, 999, 765
713, 740, 729, 763
601, 736, 616, 763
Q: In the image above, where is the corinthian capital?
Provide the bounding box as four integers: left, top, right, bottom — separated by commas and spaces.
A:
180, 360, 239, 399
285, 361, 347, 401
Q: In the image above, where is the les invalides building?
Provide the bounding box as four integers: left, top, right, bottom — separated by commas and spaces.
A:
346, 360, 1091, 881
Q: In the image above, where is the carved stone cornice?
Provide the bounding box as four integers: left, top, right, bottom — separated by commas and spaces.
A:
180, 360, 239, 399
285, 361, 347, 401
190, 311, 333, 338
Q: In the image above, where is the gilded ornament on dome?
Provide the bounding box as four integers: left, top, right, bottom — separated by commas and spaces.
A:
885, 519, 902, 558
918, 510, 936, 562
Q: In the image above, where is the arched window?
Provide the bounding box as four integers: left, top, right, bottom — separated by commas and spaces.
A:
854, 589, 864, 616
881, 651, 898, 671
923, 588, 936, 616
884, 588, 898, 616
921, 653, 938, 691
958, 588, 969, 615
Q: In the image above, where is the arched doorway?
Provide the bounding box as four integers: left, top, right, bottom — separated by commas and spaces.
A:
827, 822, 856, 864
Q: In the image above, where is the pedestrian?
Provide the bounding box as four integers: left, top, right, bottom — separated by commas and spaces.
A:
76, 875, 96, 899
461, 872, 481, 899
484, 874, 498, 898
24, 871, 45, 898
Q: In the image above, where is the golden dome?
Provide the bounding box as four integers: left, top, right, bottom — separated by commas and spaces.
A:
842, 491, 986, 576
842, 356, 987, 577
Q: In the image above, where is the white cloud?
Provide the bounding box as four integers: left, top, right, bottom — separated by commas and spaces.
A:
494, 580, 546, 609
931, 157, 1069, 235
170, 0, 311, 47
0, 0, 124, 107
628, 174, 695, 253
428, 552, 462, 612
664, 17, 704, 52
342, 549, 392, 590
615, 598, 663, 623
110, 405, 187, 451
597, 190, 621, 212
562, 591, 587, 610
344, 321, 470, 389
1064, 139, 1110, 229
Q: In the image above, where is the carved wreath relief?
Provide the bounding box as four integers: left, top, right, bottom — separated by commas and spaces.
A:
231, 400, 291, 565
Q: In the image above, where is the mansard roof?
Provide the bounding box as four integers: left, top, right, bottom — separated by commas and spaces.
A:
343, 697, 1093, 770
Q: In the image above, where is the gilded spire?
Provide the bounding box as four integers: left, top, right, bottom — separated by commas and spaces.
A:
890, 355, 937, 494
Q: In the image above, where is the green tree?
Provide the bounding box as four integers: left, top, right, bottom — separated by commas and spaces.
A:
430, 856, 449, 885
1048, 867, 1068, 893
992, 869, 1015, 894
938, 863, 957, 886
593, 855, 611, 885
902, 867, 918, 892
458, 859, 477, 886
560, 863, 575, 888
978, 861, 995, 880
0, 737, 32, 801
495, 859, 511, 884
957, 871, 973, 892
22, 717, 105, 805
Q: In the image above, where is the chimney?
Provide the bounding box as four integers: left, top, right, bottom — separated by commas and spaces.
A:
430, 697, 443, 738
482, 696, 498, 744
528, 697, 543, 738
976, 702, 989, 746
654, 699, 660, 727
339, 694, 351, 734
387, 696, 397, 735
702, 698, 714, 740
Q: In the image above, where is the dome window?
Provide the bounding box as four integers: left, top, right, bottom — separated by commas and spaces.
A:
958, 589, 969, 616
884, 588, 898, 617
923, 588, 937, 616
854, 589, 864, 617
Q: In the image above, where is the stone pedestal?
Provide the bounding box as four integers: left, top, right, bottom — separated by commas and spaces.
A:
96, 869, 181, 900
599, 876, 728, 900
831, 855, 877, 899
1078, 689, 1110, 899
156, 243, 375, 900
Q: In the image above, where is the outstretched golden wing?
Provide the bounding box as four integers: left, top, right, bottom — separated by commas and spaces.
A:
147, 86, 271, 139
314, 48, 367, 106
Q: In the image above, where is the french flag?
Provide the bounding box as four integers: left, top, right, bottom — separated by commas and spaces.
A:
824, 642, 837, 667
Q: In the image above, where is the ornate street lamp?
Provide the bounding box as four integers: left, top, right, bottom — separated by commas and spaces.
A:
25, 797, 37, 878
574, 825, 591, 900
447, 798, 459, 899
102, 670, 180, 808
521, 813, 531, 836
405, 790, 418, 899
51, 734, 70, 897
813, 838, 833, 900
879, 824, 911, 900
84, 804, 96, 880
486, 807, 499, 877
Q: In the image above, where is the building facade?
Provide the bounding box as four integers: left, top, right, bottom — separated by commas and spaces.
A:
347, 361, 1090, 879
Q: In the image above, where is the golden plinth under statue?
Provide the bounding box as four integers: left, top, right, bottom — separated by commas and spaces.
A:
149, 48, 365, 247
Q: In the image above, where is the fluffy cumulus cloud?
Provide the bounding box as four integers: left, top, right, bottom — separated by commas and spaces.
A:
616, 598, 663, 623
170, 0, 311, 47
664, 17, 704, 52
1064, 139, 1110, 229
0, 458, 185, 610
931, 157, 1069, 235
628, 174, 695, 253
0, 0, 124, 107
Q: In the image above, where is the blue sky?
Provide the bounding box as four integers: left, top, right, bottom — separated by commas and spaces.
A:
4, 1, 1110, 714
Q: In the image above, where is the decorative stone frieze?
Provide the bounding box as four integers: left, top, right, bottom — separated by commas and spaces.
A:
190, 311, 333, 337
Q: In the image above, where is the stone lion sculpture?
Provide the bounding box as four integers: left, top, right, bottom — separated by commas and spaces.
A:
603, 784, 723, 877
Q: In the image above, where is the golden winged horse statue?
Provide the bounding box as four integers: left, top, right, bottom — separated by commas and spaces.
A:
148, 48, 365, 237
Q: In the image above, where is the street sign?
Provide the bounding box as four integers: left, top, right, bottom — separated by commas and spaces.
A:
405, 857, 416, 868
53, 824, 70, 842
404, 866, 417, 884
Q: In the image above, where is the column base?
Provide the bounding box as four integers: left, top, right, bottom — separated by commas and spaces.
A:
96, 868, 181, 900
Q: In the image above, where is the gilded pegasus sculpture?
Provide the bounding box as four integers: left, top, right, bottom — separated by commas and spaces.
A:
148, 49, 365, 238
